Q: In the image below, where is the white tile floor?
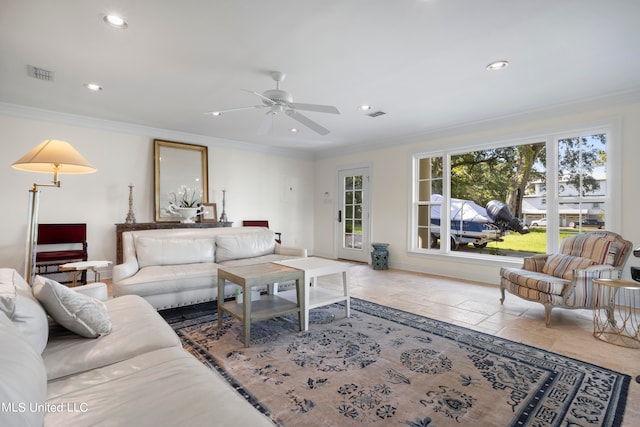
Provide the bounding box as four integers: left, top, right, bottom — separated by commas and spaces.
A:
324, 263, 640, 426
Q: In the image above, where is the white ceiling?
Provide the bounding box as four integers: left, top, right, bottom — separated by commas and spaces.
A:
2, 0, 639, 154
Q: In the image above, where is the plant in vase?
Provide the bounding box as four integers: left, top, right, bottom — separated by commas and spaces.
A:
168, 185, 203, 223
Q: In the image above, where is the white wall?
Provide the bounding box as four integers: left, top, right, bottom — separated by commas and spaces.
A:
0, 113, 315, 277
2, 95, 639, 286
314, 96, 640, 285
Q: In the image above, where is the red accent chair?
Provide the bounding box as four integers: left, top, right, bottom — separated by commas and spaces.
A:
35, 224, 88, 285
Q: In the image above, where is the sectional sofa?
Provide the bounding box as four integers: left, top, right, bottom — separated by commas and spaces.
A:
113, 226, 307, 310
0, 267, 274, 426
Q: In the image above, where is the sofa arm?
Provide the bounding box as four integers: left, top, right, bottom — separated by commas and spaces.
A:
523, 254, 548, 272
275, 243, 307, 258
112, 259, 139, 284
73, 282, 109, 301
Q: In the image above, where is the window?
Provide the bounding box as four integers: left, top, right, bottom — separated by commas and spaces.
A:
411, 127, 614, 257
556, 133, 607, 235
415, 156, 443, 249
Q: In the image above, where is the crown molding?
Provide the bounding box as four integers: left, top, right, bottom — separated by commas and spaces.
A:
0, 102, 315, 161
314, 88, 640, 160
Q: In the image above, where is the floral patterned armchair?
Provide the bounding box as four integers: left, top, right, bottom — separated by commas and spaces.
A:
500, 231, 633, 327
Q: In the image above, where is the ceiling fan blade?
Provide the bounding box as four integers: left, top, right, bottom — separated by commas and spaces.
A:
257, 112, 274, 135
289, 103, 340, 114
286, 110, 330, 135
241, 89, 276, 106
205, 105, 264, 115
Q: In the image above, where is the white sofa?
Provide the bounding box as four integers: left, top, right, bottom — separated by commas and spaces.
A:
113, 226, 307, 310
0, 268, 274, 427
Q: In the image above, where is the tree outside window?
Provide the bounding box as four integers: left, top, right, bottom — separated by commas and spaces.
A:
411, 130, 610, 257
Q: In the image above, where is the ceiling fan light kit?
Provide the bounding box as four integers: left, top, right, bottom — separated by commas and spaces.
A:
207, 71, 340, 136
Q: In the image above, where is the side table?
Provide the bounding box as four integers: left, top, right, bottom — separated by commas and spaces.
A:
60, 260, 112, 287
592, 278, 640, 349
275, 257, 351, 331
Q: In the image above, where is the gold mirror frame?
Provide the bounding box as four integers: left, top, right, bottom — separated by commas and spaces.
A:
154, 139, 209, 222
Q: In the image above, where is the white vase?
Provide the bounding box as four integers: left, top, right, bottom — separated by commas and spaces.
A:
169, 206, 202, 223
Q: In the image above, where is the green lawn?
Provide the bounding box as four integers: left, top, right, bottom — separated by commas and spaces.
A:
487, 228, 577, 254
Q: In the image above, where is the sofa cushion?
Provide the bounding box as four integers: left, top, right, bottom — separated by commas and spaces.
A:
0, 269, 48, 354
500, 267, 569, 296
541, 254, 598, 280
45, 346, 274, 427
42, 295, 180, 380
216, 230, 276, 263
0, 311, 47, 427
113, 263, 220, 296
32, 276, 112, 338
135, 236, 215, 268
500, 277, 566, 306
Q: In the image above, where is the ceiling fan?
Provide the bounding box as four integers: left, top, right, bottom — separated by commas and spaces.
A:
206, 71, 340, 136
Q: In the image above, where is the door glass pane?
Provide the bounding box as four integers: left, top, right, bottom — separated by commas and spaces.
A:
343, 174, 363, 249
346, 206, 353, 218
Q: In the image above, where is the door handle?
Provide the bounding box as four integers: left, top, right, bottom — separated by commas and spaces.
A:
338, 210, 342, 223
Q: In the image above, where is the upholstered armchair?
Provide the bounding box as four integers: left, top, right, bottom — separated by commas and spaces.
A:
500, 231, 633, 327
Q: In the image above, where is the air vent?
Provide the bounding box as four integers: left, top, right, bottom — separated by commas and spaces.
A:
367, 110, 386, 118
27, 65, 55, 82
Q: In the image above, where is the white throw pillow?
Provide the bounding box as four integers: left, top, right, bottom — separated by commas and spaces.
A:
135, 236, 215, 268
0, 272, 49, 354
216, 230, 276, 263
0, 282, 16, 317
32, 276, 112, 338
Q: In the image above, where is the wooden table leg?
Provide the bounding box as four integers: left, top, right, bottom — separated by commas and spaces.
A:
296, 277, 305, 332
243, 286, 251, 347
217, 276, 225, 328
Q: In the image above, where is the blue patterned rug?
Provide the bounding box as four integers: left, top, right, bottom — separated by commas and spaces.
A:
165, 298, 629, 426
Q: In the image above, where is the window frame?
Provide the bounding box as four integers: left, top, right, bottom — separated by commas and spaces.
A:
409, 121, 621, 258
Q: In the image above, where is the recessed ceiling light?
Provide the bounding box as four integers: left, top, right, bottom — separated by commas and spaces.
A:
358, 105, 372, 111
103, 14, 128, 29
486, 60, 509, 71
84, 83, 103, 91
289, 128, 299, 133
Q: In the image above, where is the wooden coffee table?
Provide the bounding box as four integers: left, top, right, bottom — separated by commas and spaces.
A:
217, 263, 305, 347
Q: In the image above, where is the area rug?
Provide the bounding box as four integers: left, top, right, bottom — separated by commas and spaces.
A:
166, 298, 629, 427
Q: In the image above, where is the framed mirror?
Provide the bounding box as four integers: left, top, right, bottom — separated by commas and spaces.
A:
154, 139, 209, 222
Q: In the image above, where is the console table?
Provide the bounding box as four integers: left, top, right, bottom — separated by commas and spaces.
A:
114, 221, 232, 264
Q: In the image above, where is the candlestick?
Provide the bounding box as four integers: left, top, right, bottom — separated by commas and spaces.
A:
125, 184, 136, 224
219, 189, 228, 222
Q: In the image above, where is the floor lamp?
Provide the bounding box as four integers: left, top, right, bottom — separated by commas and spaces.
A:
12, 140, 96, 284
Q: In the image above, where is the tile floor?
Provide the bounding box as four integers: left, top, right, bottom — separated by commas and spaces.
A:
322, 263, 640, 426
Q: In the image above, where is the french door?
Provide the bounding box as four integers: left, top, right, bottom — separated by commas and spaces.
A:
337, 167, 370, 262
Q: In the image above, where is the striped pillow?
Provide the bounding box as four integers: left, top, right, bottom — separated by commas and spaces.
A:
560, 234, 618, 265
542, 254, 597, 280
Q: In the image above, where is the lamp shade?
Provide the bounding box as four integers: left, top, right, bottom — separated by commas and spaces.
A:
12, 139, 96, 174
